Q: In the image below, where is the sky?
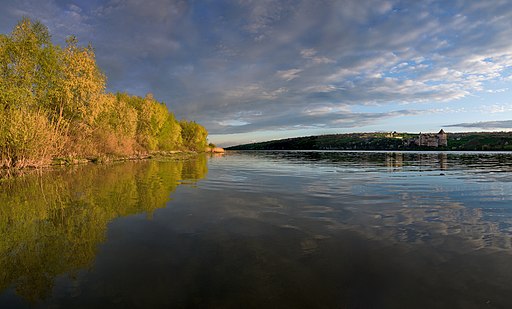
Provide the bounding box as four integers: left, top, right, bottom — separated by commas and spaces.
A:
1, 0, 512, 147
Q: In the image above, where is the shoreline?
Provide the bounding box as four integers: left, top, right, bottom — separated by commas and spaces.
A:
226, 149, 512, 153
0, 151, 212, 179
1, 146, 225, 173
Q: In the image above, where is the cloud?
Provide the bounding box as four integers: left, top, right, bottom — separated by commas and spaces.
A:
300, 49, 316, 58
1, 0, 93, 42
218, 119, 250, 127
478, 104, 512, 114
486, 88, 508, 93
205, 108, 426, 134
303, 104, 350, 116
301, 48, 335, 64
445, 120, 512, 129
276, 69, 303, 81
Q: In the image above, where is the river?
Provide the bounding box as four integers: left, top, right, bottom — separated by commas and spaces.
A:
1, 151, 512, 308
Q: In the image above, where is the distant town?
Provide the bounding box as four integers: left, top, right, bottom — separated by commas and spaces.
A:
228, 131, 512, 151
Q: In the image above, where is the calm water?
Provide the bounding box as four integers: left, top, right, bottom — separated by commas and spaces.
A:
1, 151, 512, 308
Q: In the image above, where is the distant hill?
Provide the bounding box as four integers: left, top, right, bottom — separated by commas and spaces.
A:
227, 132, 512, 151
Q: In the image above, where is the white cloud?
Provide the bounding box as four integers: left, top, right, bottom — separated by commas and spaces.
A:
301, 48, 335, 64
218, 120, 250, 126
276, 69, 303, 81
300, 48, 316, 58
303, 104, 350, 115
312, 56, 335, 64
446, 120, 512, 129
478, 104, 512, 114
486, 88, 508, 93
303, 85, 339, 93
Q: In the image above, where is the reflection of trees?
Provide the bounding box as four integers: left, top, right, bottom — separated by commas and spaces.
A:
0, 157, 207, 302
251, 151, 512, 172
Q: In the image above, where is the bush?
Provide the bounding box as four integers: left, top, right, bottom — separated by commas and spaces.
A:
0, 107, 63, 167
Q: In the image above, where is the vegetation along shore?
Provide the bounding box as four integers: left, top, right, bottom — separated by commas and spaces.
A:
228, 131, 512, 151
0, 18, 210, 169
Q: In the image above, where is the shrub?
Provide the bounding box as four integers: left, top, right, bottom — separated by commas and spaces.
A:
0, 107, 63, 168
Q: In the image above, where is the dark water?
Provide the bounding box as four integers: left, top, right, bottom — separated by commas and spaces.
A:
1, 151, 512, 308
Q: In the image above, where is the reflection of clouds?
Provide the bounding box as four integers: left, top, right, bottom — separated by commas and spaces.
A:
294, 199, 512, 252
212, 151, 512, 252
350, 203, 512, 252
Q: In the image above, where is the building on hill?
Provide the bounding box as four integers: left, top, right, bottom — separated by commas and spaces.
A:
413, 129, 447, 147
437, 129, 448, 146
386, 131, 403, 139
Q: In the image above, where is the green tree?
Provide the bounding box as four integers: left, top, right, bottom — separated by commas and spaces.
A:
127, 93, 173, 151
0, 19, 64, 167
0, 18, 208, 167
92, 93, 138, 156
180, 120, 208, 151
58, 36, 106, 125
157, 112, 183, 151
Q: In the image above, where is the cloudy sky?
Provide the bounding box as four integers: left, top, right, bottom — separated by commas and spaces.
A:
2, 0, 512, 146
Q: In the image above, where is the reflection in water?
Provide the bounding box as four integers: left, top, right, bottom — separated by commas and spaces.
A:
223, 151, 512, 252
3, 151, 512, 308
0, 156, 207, 303
385, 152, 403, 169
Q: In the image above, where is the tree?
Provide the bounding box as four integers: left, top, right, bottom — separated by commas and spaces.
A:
179, 120, 208, 151
157, 112, 182, 151
0, 18, 57, 110
58, 36, 106, 125
0, 18, 63, 166
0, 18, 208, 167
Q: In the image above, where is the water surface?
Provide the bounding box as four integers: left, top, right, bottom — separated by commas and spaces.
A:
1, 151, 512, 308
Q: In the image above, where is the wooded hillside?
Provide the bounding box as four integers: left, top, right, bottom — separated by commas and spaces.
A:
228, 132, 512, 151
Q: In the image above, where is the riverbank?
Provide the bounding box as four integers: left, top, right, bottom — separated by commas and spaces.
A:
51, 151, 193, 165
0, 150, 217, 179
205, 147, 226, 153
0, 18, 210, 172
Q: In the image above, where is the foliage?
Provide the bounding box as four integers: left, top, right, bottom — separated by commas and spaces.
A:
0, 18, 208, 168
228, 132, 512, 151
447, 132, 512, 151
227, 133, 404, 150
0, 107, 63, 168
128, 93, 169, 151
158, 113, 183, 151
180, 120, 208, 151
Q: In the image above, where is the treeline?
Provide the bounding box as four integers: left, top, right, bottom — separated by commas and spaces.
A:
0, 18, 207, 168
228, 132, 512, 151
227, 133, 407, 151
448, 132, 512, 151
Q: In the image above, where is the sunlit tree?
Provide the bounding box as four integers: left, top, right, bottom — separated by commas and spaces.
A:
0, 18, 209, 167
180, 120, 208, 151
